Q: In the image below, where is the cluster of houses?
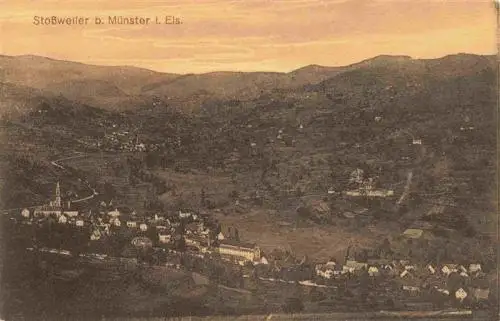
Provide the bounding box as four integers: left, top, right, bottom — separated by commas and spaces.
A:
97, 131, 150, 152
343, 169, 394, 198
20, 182, 266, 267
183, 221, 265, 266
20, 185, 491, 306
22, 182, 85, 226
88, 120, 164, 153
314, 257, 490, 303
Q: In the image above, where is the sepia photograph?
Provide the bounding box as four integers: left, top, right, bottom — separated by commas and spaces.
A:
0, 1, 498, 320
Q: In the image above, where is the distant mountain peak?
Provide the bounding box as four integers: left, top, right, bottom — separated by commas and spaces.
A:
353, 54, 413, 66
290, 64, 341, 75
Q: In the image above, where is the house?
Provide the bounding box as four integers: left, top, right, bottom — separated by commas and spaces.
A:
469, 264, 482, 274
345, 188, 394, 198
21, 208, 30, 218
412, 139, 422, 145
185, 236, 204, 248
455, 288, 468, 302
471, 288, 489, 301
316, 264, 335, 279
170, 221, 180, 228
75, 219, 84, 227
426, 204, 446, 217
110, 217, 121, 227
344, 260, 367, 273
367, 258, 391, 266
402, 285, 420, 293
90, 229, 101, 241
427, 264, 436, 274
127, 221, 137, 228
58, 215, 68, 224
404, 265, 417, 271
442, 264, 458, 276
139, 223, 148, 231
382, 263, 395, 272
374, 116, 382, 122
399, 260, 410, 266
342, 211, 356, 219
325, 260, 337, 268
403, 228, 423, 239
185, 222, 200, 235
131, 236, 153, 248
368, 266, 380, 277
102, 224, 110, 235
400, 269, 412, 278
349, 168, 365, 184
257, 256, 269, 265
108, 208, 120, 217
435, 287, 450, 296
179, 210, 192, 219
65, 210, 79, 218
158, 233, 172, 244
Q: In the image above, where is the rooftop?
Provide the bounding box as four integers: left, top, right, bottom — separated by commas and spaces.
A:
219, 239, 257, 249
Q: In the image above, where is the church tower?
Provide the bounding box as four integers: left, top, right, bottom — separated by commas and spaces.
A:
54, 181, 62, 208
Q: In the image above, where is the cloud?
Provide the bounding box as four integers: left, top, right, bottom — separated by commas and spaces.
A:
0, 0, 495, 73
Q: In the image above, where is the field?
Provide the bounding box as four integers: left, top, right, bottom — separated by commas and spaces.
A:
155, 168, 236, 210
214, 209, 400, 262
61, 152, 151, 209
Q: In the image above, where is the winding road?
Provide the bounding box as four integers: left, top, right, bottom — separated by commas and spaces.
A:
1, 152, 98, 213
50, 152, 99, 203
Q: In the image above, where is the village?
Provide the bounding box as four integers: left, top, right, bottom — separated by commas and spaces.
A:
13, 181, 493, 311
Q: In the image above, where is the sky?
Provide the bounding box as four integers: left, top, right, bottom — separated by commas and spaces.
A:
0, 0, 497, 74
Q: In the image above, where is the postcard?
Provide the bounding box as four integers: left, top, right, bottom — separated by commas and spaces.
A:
0, 1, 498, 320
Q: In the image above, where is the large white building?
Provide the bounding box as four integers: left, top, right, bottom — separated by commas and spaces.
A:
216, 239, 261, 263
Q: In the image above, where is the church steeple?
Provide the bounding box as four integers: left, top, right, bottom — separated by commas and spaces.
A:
54, 181, 62, 208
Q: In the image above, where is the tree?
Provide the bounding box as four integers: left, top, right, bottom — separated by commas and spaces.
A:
309, 287, 326, 302
282, 297, 304, 314
200, 188, 207, 207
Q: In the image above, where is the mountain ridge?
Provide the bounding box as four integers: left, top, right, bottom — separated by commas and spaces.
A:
0, 53, 496, 114
1, 52, 495, 75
